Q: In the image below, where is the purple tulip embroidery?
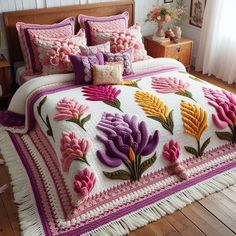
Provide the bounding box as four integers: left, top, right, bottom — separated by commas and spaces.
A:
82, 85, 122, 112
203, 88, 236, 143
163, 140, 188, 180
54, 97, 91, 131
96, 112, 159, 182
152, 76, 196, 101
74, 168, 96, 198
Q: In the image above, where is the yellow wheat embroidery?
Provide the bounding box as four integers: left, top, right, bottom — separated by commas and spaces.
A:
181, 100, 210, 157
123, 80, 136, 86
135, 91, 174, 134
135, 91, 169, 121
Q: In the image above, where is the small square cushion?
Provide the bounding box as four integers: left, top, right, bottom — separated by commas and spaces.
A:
16, 17, 74, 75
93, 64, 123, 85
70, 52, 105, 84
78, 12, 129, 45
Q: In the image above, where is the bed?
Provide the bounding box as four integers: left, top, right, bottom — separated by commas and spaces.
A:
1, 1, 236, 236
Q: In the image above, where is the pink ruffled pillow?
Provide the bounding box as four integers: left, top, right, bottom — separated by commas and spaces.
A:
78, 12, 129, 45
90, 24, 148, 62
34, 31, 87, 75
16, 17, 75, 76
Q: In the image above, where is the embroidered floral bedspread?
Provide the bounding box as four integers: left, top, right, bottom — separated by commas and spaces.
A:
1, 67, 235, 204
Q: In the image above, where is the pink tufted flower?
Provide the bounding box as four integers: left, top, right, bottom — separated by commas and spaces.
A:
152, 77, 190, 94
60, 131, 91, 172
54, 98, 89, 121
163, 140, 187, 180
74, 168, 96, 198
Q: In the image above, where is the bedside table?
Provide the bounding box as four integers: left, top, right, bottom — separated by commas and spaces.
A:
144, 36, 193, 71
0, 55, 11, 106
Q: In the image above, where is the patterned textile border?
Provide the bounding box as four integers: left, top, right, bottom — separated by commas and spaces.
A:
1, 122, 236, 236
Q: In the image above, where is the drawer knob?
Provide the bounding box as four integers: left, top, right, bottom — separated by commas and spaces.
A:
176, 47, 181, 52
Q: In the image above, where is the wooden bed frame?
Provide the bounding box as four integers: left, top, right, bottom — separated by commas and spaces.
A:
3, 0, 135, 67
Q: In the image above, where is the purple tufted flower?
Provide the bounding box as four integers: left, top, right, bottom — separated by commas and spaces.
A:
96, 112, 159, 168
203, 88, 236, 129
74, 168, 96, 198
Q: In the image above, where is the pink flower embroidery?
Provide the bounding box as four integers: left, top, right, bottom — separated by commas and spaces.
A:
152, 77, 195, 101
54, 98, 91, 130
60, 131, 91, 172
74, 168, 96, 198
203, 88, 236, 143
163, 140, 188, 180
82, 85, 122, 111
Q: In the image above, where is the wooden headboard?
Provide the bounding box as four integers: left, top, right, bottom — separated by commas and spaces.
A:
3, 0, 135, 66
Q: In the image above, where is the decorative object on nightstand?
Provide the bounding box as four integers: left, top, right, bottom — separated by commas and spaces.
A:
0, 55, 11, 107
144, 36, 193, 71
146, 1, 188, 42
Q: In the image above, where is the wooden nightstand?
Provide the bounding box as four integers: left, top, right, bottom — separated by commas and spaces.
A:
0, 55, 11, 107
144, 36, 193, 71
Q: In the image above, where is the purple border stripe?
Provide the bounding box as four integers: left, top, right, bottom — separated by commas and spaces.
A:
9, 133, 52, 236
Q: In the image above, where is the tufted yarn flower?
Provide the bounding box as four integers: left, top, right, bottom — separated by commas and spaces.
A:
82, 85, 122, 111
163, 140, 187, 180
74, 168, 96, 198
96, 113, 159, 182
54, 98, 89, 121
163, 139, 180, 163
152, 77, 190, 93
60, 131, 91, 172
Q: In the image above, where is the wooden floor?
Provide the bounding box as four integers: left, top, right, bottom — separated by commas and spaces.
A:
1, 69, 236, 236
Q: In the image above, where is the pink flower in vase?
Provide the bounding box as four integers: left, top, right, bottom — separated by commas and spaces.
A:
74, 168, 96, 198
165, 15, 171, 23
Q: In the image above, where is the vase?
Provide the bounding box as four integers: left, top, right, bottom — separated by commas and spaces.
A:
175, 26, 182, 39
152, 21, 165, 41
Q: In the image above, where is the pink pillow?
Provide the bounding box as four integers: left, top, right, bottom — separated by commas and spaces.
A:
93, 24, 148, 62
79, 41, 110, 56
34, 31, 86, 75
16, 17, 74, 76
78, 12, 129, 45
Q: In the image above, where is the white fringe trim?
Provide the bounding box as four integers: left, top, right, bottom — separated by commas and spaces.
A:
1, 130, 236, 236
0, 131, 44, 236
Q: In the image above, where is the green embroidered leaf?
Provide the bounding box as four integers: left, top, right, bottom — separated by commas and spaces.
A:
103, 99, 122, 112
178, 71, 188, 74
139, 153, 157, 177
185, 146, 199, 157
200, 137, 211, 155
80, 114, 91, 128
166, 110, 174, 134
46, 115, 54, 140
147, 116, 164, 123
216, 131, 233, 142
189, 75, 206, 84
103, 170, 131, 180
37, 96, 47, 116
124, 79, 141, 89
176, 90, 196, 102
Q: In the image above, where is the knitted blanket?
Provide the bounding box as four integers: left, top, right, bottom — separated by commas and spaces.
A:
1, 58, 236, 236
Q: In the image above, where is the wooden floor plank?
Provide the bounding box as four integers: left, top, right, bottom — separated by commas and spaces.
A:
200, 194, 236, 233
165, 211, 206, 236
222, 186, 236, 203
0, 196, 14, 236
129, 218, 181, 236
181, 202, 235, 236
0, 164, 21, 236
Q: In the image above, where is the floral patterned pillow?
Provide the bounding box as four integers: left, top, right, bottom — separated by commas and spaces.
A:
34, 31, 87, 75
90, 23, 148, 62
103, 48, 134, 76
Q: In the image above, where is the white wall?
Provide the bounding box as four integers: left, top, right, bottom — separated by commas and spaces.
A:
0, 0, 161, 59
180, 0, 202, 65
